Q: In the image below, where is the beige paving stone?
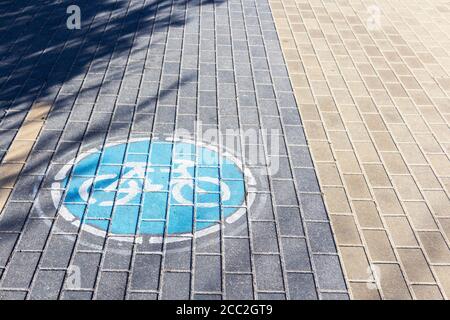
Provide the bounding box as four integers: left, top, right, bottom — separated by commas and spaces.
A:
349, 282, 381, 300
397, 144, 427, 165
299, 104, 321, 121
428, 154, 450, 177
363, 164, 392, 188
385, 217, 418, 247
381, 152, 409, 175
372, 132, 397, 152
352, 200, 383, 229
14, 121, 44, 141
316, 163, 342, 186
2, 140, 35, 163
438, 218, 450, 242
346, 122, 371, 142
373, 189, 404, 215
397, 248, 435, 283
363, 113, 387, 131
310, 141, 334, 162
404, 202, 439, 231
433, 266, 450, 299
412, 285, 443, 300
353, 142, 381, 163
388, 124, 415, 143
335, 151, 361, 174
375, 264, 412, 300
339, 246, 370, 280
322, 112, 345, 130
409, 165, 442, 189
422, 191, 450, 217
0, 163, 23, 188
323, 187, 351, 213
303, 121, 327, 140
328, 131, 352, 150
415, 134, 444, 154
363, 230, 396, 262
418, 232, 450, 264
390, 175, 423, 201
343, 174, 371, 199
330, 215, 361, 246
26, 102, 51, 122
442, 178, 450, 195
271, 0, 450, 299
0, 188, 12, 212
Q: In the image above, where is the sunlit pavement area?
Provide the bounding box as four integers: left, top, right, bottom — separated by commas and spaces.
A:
0, 0, 448, 300
270, 0, 450, 299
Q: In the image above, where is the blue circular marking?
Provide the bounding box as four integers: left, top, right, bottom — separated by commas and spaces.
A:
62, 140, 246, 236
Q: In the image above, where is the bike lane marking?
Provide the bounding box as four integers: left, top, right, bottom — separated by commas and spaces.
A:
50, 138, 256, 244
0, 102, 51, 213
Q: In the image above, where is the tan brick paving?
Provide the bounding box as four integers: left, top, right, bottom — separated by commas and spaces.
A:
0, 102, 50, 213
270, 0, 450, 299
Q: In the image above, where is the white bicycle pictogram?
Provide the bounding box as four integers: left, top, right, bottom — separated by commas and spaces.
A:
77, 159, 230, 207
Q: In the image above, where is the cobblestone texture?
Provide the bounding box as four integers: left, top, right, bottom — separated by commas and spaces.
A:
0, 0, 345, 299
269, 0, 450, 300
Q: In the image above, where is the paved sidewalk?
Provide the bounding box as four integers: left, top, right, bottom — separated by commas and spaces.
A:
270, 0, 450, 299
0, 0, 346, 299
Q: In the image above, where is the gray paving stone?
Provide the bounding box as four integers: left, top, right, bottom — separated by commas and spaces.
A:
281, 238, 311, 272
70, 252, 102, 290
251, 221, 279, 253
269, 156, 292, 179
257, 292, 285, 300
271, 179, 298, 206
300, 194, 329, 221
29, 270, 65, 300
16, 219, 52, 251
225, 274, 254, 300
289, 145, 313, 168
1, 252, 40, 289
130, 254, 161, 291
193, 294, 222, 300
34, 130, 62, 151
102, 240, 133, 270
195, 230, 221, 254
294, 168, 320, 193
0, 0, 346, 300
40, 235, 76, 269
306, 222, 337, 253
61, 291, 93, 300
254, 254, 284, 292
194, 255, 221, 292
276, 207, 304, 237
161, 272, 190, 300
313, 254, 347, 292
224, 238, 251, 272
127, 292, 158, 300
22, 151, 53, 175
96, 271, 127, 300
284, 125, 307, 145
248, 193, 274, 220
0, 290, 27, 300
0, 233, 18, 267
30, 190, 59, 218
286, 273, 318, 300
321, 292, 349, 300
0, 202, 32, 232
163, 239, 192, 271
10, 175, 44, 201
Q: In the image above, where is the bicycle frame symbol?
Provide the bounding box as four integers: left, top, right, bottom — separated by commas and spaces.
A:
77, 159, 231, 206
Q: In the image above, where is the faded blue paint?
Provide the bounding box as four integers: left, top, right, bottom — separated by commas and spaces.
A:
62, 140, 246, 236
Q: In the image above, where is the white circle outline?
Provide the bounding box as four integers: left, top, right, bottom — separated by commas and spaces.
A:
51, 137, 256, 244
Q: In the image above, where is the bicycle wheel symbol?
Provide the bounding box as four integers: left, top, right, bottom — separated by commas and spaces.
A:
54, 139, 253, 241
